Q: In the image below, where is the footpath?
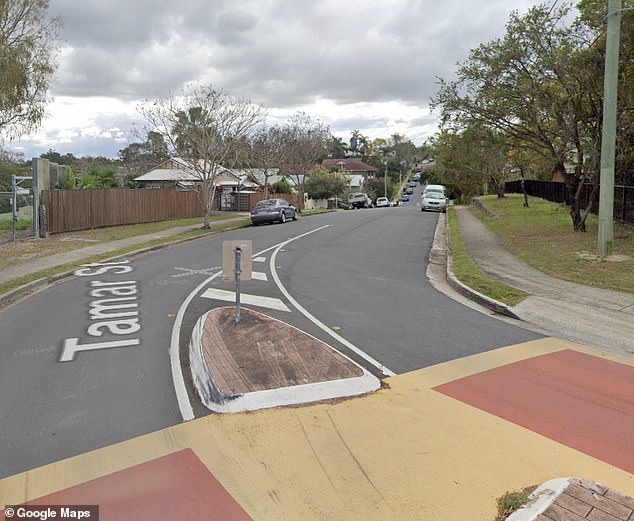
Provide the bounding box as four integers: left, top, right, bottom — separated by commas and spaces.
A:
451, 206, 634, 357
1, 208, 633, 521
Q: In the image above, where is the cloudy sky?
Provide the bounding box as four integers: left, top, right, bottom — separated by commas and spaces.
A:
8, 0, 547, 159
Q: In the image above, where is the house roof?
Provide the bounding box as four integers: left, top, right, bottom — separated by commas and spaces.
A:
322, 159, 377, 173
134, 168, 198, 182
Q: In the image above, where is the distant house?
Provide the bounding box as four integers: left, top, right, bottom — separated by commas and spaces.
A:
321, 158, 377, 189
344, 174, 365, 191
134, 158, 239, 191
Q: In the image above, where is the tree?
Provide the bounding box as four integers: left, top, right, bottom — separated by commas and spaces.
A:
248, 124, 285, 198
0, 0, 61, 140
304, 166, 348, 200
432, 3, 604, 230
271, 180, 292, 194
78, 167, 118, 188
433, 125, 511, 202
328, 136, 348, 158
281, 112, 331, 209
119, 131, 169, 179
576, 0, 634, 187
140, 84, 266, 228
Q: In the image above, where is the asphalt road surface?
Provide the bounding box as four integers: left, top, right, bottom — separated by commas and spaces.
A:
0, 197, 541, 478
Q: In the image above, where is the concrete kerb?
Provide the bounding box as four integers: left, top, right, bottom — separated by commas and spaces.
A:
189, 308, 381, 414
0, 218, 251, 308
505, 478, 572, 521
436, 211, 522, 320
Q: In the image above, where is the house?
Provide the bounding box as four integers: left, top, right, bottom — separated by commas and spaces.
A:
344, 174, 365, 191
321, 158, 377, 188
134, 158, 241, 191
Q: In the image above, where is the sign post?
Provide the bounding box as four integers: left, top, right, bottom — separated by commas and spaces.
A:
222, 241, 252, 323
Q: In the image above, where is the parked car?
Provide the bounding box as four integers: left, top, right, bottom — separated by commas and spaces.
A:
401, 193, 410, 202
421, 191, 448, 212
422, 184, 446, 197
348, 192, 373, 209
375, 196, 390, 208
406, 187, 414, 195
409, 181, 417, 187
251, 198, 298, 225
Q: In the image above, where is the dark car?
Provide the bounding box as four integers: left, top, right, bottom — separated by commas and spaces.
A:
251, 198, 298, 225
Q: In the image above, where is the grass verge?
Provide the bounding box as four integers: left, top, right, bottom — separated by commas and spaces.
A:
494, 485, 536, 521
476, 194, 633, 293
448, 207, 527, 307
0, 216, 251, 298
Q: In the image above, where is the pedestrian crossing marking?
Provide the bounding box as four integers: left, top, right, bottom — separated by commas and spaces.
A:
200, 288, 291, 312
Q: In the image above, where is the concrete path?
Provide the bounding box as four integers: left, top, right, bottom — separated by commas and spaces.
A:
453, 206, 634, 357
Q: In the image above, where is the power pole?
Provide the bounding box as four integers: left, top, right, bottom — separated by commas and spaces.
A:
597, 0, 621, 256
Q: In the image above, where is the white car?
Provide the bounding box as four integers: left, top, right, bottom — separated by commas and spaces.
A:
348, 192, 373, 209
421, 191, 448, 212
375, 197, 390, 207
422, 184, 446, 197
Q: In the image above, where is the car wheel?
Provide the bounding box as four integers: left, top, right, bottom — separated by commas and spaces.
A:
281, 211, 286, 223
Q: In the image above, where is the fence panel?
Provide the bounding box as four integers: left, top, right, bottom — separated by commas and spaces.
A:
505, 180, 633, 224
43, 188, 205, 234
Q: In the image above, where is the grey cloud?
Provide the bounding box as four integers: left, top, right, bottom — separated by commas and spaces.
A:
10, 0, 545, 158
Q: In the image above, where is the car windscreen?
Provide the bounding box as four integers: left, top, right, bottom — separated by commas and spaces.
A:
254, 200, 277, 209
425, 192, 445, 199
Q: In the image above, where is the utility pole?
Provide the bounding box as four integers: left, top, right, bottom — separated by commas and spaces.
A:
597, 0, 621, 256
384, 161, 388, 198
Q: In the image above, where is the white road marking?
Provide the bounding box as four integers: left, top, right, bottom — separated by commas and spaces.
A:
170, 228, 328, 421
201, 288, 291, 312
172, 266, 221, 278
251, 271, 268, 281
269, 234, 397, 377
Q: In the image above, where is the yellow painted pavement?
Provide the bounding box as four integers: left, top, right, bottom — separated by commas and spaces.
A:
2, 338, 633, 520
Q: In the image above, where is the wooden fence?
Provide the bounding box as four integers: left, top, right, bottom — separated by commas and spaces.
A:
43, 188, 205, 234
42, 188, 301, 235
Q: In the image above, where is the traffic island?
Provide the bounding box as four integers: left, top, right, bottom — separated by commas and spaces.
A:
190, 306, 381, 413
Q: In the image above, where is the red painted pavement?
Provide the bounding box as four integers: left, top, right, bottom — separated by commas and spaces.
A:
3, 448, 252, 521
433, 349, 634, 474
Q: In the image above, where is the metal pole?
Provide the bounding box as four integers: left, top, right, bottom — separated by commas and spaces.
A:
12, 175, 17, 242
234, 246, 242, 323
384, 161, 388, 198
598, 0, 621, 256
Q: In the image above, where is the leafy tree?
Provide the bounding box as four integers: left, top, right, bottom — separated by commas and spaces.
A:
140, 83, 266, 228
349, 130, 371, 161
576, 0, 634, 186
433, 125, 510, 201
432, 2, 605, 230
305, 166, 348, 199
328, 136, 349, 158
367, 176, 394, 201
271, 180, 292, 194
0, 0, 61, 140
79, 167, 118, 188
118, 131, 169, 179
56, 167, 76, 189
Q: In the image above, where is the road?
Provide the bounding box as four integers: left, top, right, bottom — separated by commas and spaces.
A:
0, 195, 541, 478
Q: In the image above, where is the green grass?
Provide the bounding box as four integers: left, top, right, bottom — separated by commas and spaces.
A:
494, 486, 536, 521
476, 194, 634, 293
0, 218, 32, 230
448, 207, 528, 307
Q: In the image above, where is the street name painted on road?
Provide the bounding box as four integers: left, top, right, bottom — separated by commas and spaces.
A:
59, 261, 142, 362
